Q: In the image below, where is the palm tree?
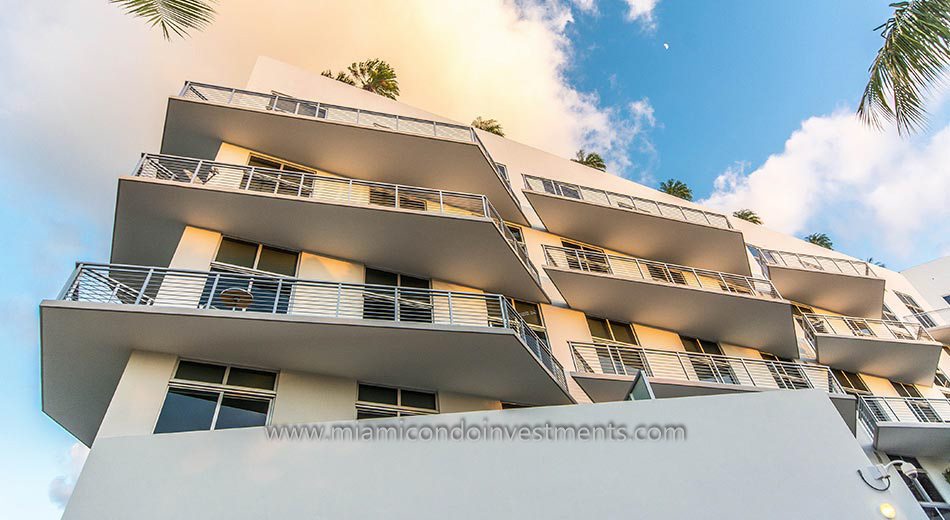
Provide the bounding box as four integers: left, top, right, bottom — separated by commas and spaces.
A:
319, 60, 400, 100
110, 0, 215, 40
658, 179, 693, 201
347, 59, 400, 100
571, 150, 607, 171
321, 70, 355, 86
804, 233, 834, 250
858, 0, 950, 136
472, 117, 505, 137
732, 209, 763, 224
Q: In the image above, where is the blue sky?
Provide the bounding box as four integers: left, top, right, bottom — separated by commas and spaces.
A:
1, 0, 947, 516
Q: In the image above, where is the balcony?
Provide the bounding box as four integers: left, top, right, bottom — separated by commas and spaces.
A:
543, 246, 798, 358
802, 313, 942, 385
751, 247, 885, 318
860, 396, 950, 457
523, 175, 751, 276
162, 82, 527, 224
112, 154, 546, 303
40, 264, 571, 445
570, 342, 855, 431
907, 308, 950, 344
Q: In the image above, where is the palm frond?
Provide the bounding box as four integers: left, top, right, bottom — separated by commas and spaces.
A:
858, 0, 950, 136
347, 59, 400, 100
571, 149, 607, 171
658, 179, 693, 201
472, 117, 505, 136
111, 0, 216, 40
804, 233, 834, 250
732, 209, 763, 224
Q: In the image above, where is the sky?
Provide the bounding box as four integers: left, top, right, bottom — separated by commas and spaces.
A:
1, 0, 948, 516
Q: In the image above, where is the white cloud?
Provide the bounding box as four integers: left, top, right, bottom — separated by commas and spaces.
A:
701, 111, 950, 262
623, 0, 660, 30
48, 443, 89, 509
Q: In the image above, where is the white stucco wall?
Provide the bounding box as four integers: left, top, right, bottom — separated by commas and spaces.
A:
902, 256, 950, 311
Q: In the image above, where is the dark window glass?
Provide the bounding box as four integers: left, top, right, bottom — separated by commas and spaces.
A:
502, 402, 530, 409
609, 322, 637, 345
399, 274, 430, 289
894, 382, 923, 398
943, 295, 950, 306
215, 238, 258, 268
506, 225, 524, 244
248, 156, 282, 169
154, 388, 218, 434
256, 246, 298, 276
227, 367, 277, 390
365, 268, 399, 286
358, 384, 398, 405
401, 390, 437, 410
175, 360, 226, 384
214, 396, 270, 430
587, 317, 611, 341
832, 369, 869, 394
681, 337, 722, 355
514, 301, 542, 327
935, 370, 950, 388
357, 408, 397, 420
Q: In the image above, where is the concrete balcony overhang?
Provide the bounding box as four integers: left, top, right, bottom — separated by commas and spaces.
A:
41, 300, 573, 446
752, 248, 884, 318
804, 315, 943, 385
523, 180, 751, 276
111, 170, 546, 303
543, 249, 798, 358
161, 82, 527, 225
862, 398, 950, 457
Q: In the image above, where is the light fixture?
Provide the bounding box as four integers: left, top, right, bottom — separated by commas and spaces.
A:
859, 460, 921, 491
879, 502, 896, 519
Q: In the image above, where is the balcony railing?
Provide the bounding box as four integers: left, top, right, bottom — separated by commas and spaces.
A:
570, 342, 845, 394
58, 263, 566, 389
181, 81, 477, 142
133, 153, 538, 281
750, 246, 876, 277
801, 313, 936, 345
859, 396, 950, 426
920, 504, 950, 519
907, 308, 950, 330
523, 174, 732, 229
543, 245, 782, 300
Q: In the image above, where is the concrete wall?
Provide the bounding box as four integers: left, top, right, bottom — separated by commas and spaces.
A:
65, 390, 926, 520
96, 351, 177, 441
902, 256, 950, 311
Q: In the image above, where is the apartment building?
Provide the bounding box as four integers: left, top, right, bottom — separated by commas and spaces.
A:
42, 57, 949, 518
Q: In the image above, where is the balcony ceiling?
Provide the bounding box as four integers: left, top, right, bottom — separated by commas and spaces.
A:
40, 300, 574, 446
524, 191, 752, 276
927, 324, 950, 344
766, 266, 885, 318
111, 178, 547, 303
812, 335, 942, 385
874, 423, 950, 458
546, 267, 799, 358
161, 97, 528, 225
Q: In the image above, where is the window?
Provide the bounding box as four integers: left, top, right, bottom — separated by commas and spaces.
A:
680, 336, 737, 385
894, 382, 941, 423
245, 154, 319, 197
495, 163, 509, 182
886, 455, 946, 504
936, 370, 950, 388
896, 291, 936, 327
215, 237, 299, 276
356, 383, 437, 419
505, 225, 525, 248
832, 369, 870, 395
487, 298, 549, 350
881, 304, 898, 322
943, 294, 950, 306
560, 240, 610, 273
586, 316, 637, 345
364, 268, 432, 322
154, 360, 276, 434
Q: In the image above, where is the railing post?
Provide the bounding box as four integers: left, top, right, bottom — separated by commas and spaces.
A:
717, 272, 731, 292
348, 179, 354, 204
297, 174, 305, 197
134, 269, 153, 305
676, 352, 691, 381
191, 160, 204, 184
272, 279, 283, 313
447, 292, 454, 325
738, 358, 754, 387
394, 185, 400, 208
439, 191, 445, 214
395, 114, 400, 131
206, 273, 220, 309
227, 88, 235, 104
58, 264, 84, 300
335, 284, 343, 318
356, 108, 361, 125
482, 196, 489, 219
394, 287, 401, 321
500, 296, 509, 329
244, 169, 255, 190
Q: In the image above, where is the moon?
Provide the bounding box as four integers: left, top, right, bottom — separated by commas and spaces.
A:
663, 43, 670, 50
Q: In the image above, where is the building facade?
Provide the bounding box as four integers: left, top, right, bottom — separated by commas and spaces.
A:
42, 57, 950, 518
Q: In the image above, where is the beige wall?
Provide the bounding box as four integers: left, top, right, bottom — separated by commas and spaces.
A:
271, 371, 357, 424
96, 350, 177, 441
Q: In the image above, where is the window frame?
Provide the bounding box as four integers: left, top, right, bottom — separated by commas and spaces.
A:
213, 236, 300, 277
153, 359, 278, 434
585, 315, 639, 346
355, 383, 439, 419
831, 369, 870, 395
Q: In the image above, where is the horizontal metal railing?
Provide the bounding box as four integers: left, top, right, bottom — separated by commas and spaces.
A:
750, 246, 876, 277
543, 245, 782, 300
570, 342, 845, 394
58, 263, 566, 389
907, 307, 950, 330
859, 396, 950, 426
800, 313, 936, 346
523, 174, 732, 229
180, 81, 476, 142
920, 504, 950, 519
133, 154, 538, 281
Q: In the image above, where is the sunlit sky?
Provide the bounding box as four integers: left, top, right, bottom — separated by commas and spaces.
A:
1, 0, 948, 516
